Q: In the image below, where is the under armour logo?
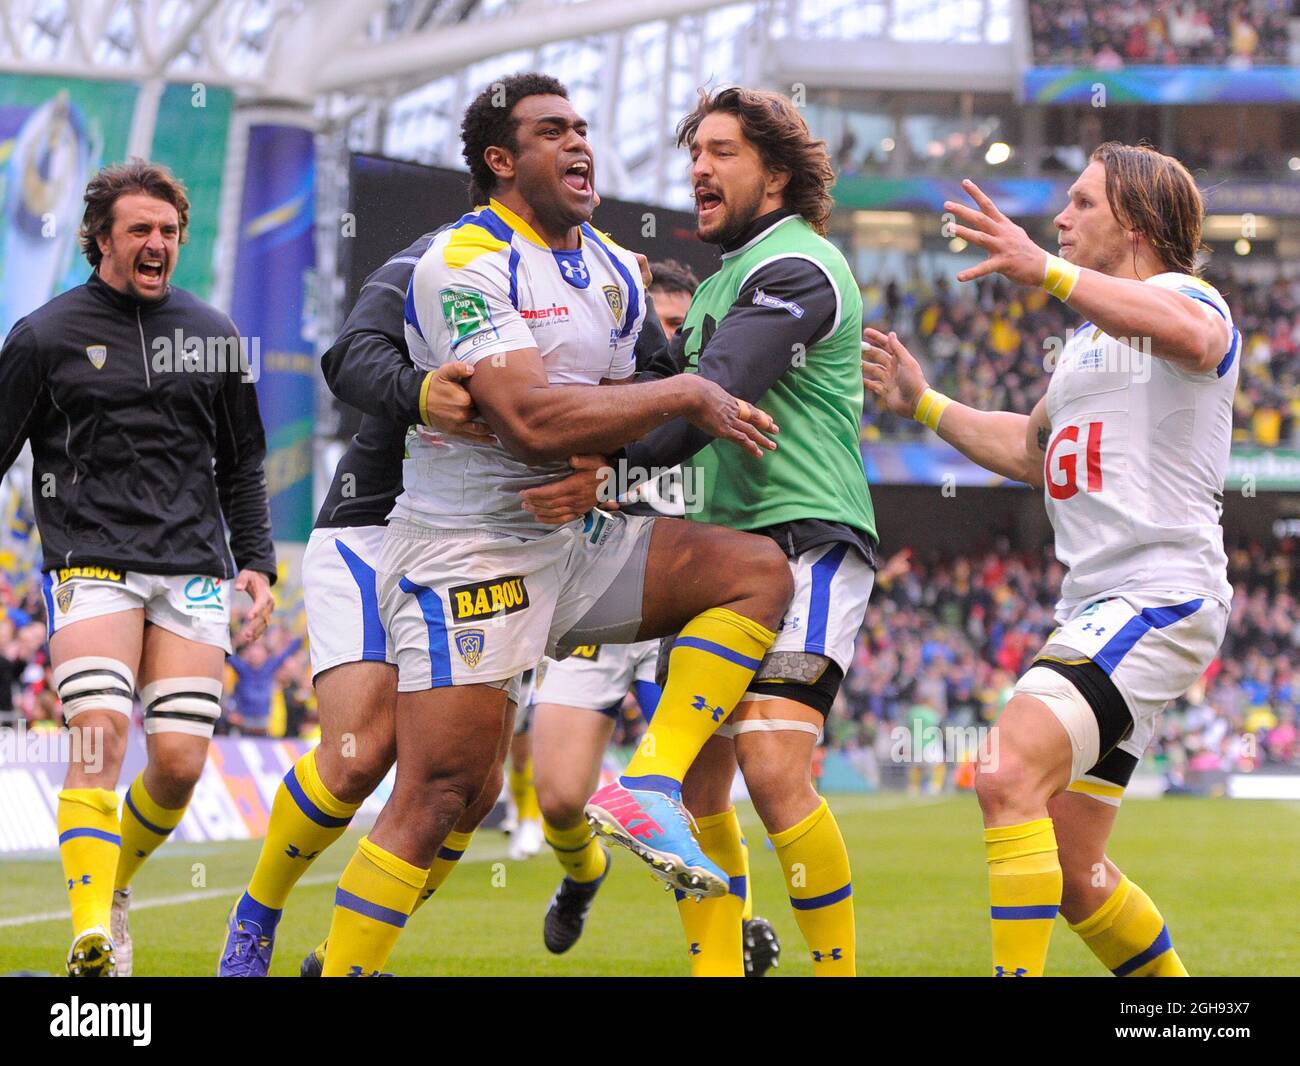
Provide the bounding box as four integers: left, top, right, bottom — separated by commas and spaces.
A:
689, 942, 701, 956
994, 965, 1028, 977
1080, 623, 1106, 636
285, 844, 321, 861
812, 948, 843, 962
67, 874, 92, 889
347, 966, 382, 977
691, 694, 725, 722
560, 258, 588, 282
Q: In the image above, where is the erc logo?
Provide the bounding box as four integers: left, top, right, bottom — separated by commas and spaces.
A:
448, 575, 530, 622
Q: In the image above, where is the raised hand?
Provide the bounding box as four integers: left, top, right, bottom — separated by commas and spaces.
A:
946, 179, 1049, 287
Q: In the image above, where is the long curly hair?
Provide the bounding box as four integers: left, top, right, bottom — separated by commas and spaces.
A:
676, 86, 835, 235
1091, 142, 1205, 276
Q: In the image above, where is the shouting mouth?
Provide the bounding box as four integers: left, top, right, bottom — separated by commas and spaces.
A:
696, 188, 723, 223
563, 159, 592, 194
136, 258, 165, 285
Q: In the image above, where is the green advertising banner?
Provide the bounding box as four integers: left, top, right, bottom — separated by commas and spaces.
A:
1227, 449, 1300, 493
0, 74, 231, 335
151, 81, 233, 298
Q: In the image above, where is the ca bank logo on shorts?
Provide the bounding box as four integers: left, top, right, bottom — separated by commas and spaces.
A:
455, 628, 486, 668
183, 577, 225, 612
448, 576, 530, 622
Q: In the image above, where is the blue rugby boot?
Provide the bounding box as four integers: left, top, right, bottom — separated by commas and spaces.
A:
585, 781, 727, 898
218, 904, 274, 977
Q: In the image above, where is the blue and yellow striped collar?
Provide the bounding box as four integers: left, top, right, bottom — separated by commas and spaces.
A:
487, 198, 564, 250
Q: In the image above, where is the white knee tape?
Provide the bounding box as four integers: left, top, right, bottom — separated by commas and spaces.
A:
54, 657, 136, 719
141, 677, 224, 738
730, 718, 823, 739
1014, 666, 1100, 782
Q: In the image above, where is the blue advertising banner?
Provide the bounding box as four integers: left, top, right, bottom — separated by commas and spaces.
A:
1024, 66, 1300, 105
229, 123, 316, 542
836, 176, 1300, 219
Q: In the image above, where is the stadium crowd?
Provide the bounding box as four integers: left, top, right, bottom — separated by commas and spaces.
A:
5, 533, 1296, 784
822, 536, 1300, 787
861, 273, 1300, 448
1028, 0, 1294, 67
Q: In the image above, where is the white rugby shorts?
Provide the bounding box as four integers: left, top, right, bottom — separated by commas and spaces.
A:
43, 564, 231, 652
379, 512, 655, 692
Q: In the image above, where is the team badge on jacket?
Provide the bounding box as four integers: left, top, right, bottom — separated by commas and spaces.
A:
85, 344, 107, 369
455, 628, 486, 668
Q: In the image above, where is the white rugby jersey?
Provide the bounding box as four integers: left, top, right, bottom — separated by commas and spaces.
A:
391, 199, 646, 536
1043, 272, 1239, 614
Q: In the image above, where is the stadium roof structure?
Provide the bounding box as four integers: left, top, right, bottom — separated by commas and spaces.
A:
0, 0, 1016, 207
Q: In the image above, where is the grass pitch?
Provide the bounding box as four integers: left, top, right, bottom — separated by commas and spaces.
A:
2, 793, 1296, 976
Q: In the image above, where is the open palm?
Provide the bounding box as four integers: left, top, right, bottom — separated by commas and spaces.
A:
862, 327, 928, 418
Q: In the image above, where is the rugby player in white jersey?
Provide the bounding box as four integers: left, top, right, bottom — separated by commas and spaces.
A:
864, 143, 1237, 977
318, 74, 795, 976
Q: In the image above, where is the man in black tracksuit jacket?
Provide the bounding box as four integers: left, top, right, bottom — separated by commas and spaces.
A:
0, 160, 275, 977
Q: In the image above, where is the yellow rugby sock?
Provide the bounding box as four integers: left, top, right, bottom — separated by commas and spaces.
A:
986, 817, 1061, 977
509, 757, 540, 823
58, 788, 121, 934
622, 608, 776, 792
771, 798, 855, 976
1070, 876, 1188, 976
322, 836, 427, 976
676, 808, 746, 976
242, 750, 360, 925
738, 813, 754, 923
311, 829, 479, 961
544, 818, 608, 883
115, 774, 187, 890
409, 829, 474, 914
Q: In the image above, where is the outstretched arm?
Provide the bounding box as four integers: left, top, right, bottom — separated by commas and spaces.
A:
945, 179, 1230, 374
863, 327, 1046, 488
465, 348, 777, 465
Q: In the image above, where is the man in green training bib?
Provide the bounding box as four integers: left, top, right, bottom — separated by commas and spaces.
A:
566, 87, 876, 976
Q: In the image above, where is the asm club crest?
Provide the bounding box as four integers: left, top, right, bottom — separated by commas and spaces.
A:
85, 345, 107, 369
455, 628, 487, 668
56, 585, 75, 613
602, 284, 624, 327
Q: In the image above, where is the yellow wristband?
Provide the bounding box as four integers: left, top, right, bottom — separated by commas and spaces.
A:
913, 388, 951, 432
1042, 253, 1081, 302
418, 371, 435, 426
